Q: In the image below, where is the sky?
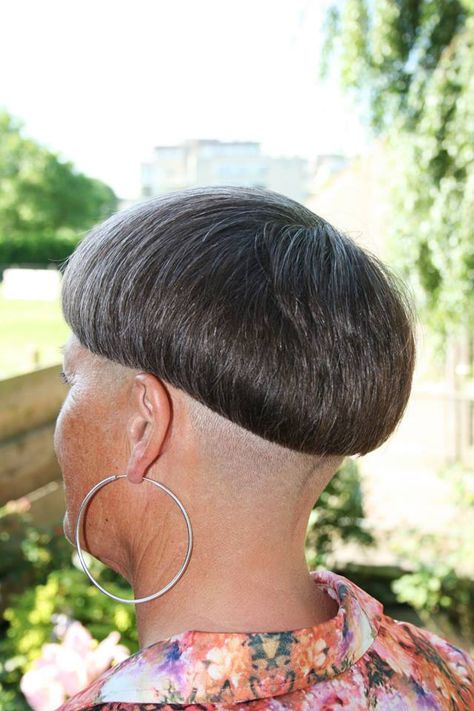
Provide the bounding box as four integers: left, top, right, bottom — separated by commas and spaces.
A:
0, 0, 371, 199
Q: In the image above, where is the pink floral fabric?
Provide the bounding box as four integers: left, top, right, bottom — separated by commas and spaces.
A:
56, 569, 474, 710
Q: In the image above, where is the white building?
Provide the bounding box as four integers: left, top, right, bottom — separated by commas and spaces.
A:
141, 139, 309, 203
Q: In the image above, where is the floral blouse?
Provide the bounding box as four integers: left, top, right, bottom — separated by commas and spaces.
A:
57, 569, 473, 710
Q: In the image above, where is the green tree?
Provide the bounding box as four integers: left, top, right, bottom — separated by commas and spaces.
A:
0, 111, 118, 265
322, 1, 474, 343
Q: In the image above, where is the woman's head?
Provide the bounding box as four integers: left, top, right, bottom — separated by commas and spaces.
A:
60, 185, 416, 455
54, 186, 416, 587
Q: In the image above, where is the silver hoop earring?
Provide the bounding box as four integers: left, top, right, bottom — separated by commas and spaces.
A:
74, 474, 193, 604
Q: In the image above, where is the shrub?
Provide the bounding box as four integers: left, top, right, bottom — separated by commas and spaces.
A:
0, 557, 138, 709
305, 456, 375, 568
390, 463, 474, 654
0, 234, 80, 268
0, 499, 73, 615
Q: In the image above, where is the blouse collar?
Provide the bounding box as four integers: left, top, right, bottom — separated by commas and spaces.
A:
60, 569, 383, 709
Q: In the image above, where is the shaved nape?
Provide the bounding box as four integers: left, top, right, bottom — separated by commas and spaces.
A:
182, 390, 343, 499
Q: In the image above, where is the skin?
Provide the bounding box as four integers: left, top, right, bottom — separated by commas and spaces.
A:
54, 334, 343, 649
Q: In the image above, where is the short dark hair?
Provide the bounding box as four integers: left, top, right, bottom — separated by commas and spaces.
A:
61, 185, 416, 456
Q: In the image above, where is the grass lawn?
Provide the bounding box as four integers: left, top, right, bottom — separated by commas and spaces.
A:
0, 291, 71, 379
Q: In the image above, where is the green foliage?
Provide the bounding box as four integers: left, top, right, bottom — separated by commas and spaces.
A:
0, 501, 72, 615
0, 685, 30, 711
322, 2, 474, 341
0, 562, 138, 708
391, 544, 474, 654
393, 561, 473, 618
305, 457, 375, 568
322, 0, 468, 131
0, 234, 81, 266
389, 464, 474, 652
0, 110, 118, 265
1, 565, 138, 670
0, 514, 138, 707
386, 18, 474, 338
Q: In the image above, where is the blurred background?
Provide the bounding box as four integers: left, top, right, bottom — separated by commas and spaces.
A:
0, 1, 473, 709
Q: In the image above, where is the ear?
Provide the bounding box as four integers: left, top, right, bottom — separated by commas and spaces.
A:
125, 373, 171, 484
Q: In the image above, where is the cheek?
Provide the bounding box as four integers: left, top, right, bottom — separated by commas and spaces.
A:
54, 391, 127, 514
55, 395, 96, 481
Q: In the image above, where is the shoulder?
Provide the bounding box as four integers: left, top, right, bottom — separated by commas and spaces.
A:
278, 614, 474, 710
357, 614, 474, 708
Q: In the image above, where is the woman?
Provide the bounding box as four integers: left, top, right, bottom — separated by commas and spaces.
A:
54, 186, 473, 710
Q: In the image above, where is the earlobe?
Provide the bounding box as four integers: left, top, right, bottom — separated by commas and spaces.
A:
126, 438, 149, 484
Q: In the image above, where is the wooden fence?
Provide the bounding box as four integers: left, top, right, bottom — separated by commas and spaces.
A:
0, 365, 67, 524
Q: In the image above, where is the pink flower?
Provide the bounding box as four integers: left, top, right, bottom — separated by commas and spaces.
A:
62, 620, 95, 658
86, 630, 130, 679
19, 664, 65, 711
4, 496, 31, 513
20, 619, 130, 710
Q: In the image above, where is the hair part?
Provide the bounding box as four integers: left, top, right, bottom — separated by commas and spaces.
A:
61, 185, 417, 458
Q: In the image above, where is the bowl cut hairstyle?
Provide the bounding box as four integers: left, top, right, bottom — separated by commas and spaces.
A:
61, 185, 416, 457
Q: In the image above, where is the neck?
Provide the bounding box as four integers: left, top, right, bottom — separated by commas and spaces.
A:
131, 523, 338, 649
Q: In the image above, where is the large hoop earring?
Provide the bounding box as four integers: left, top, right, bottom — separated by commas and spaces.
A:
74, 474, 193, 604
